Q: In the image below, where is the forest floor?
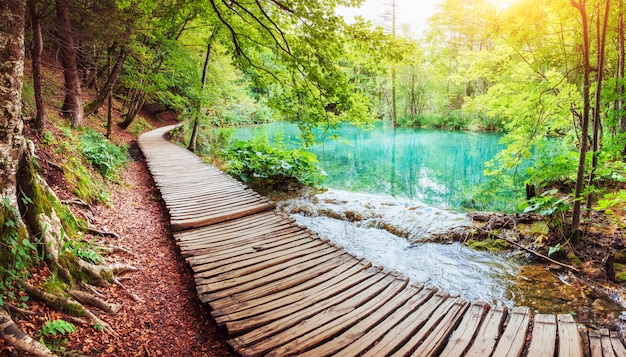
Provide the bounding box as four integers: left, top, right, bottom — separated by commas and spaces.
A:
0, 109, 236, 356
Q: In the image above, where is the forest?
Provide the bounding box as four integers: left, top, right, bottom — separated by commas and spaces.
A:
0, 0, 625, 355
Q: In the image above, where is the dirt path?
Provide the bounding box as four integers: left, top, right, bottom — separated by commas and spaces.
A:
0, 124, 235, 356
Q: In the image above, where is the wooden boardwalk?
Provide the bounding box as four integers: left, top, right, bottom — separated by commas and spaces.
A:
139, 125, 626, 357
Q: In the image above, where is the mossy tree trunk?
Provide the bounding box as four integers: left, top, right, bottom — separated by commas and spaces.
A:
0, 2, 56, 355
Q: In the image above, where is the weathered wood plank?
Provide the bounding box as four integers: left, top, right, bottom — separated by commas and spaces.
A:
209, 253, 356, 314
464, 306, 508, 357
209, 255, 365, 318
191, 239, 326, 278
390, 297, 469, 357
185, 233, 312, 266
195, 246, 338, 290
240, 275, 403, 357
610, 331, 626, 357
171, 202, 275, 231
491, 306, 530, 357
358, 292, 451, 357
228, 270, 386, 346
439, 301, 489, 357
298, 284, 428, 357
527, 314, 557, 357
601, 329, 617, 357
225, 267, 383, 337
264, 277, 411, 357
589, 330, 603, 357
557, 314, 583, 357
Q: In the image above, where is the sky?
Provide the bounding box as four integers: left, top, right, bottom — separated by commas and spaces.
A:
338, 0, 441, 38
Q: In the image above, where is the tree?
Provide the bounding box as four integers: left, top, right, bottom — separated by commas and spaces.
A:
571, 0, 592, 236
28, 0, 48, 131
0, 1, 57, 355
585, 0, 611, 216
56, 0, 85, 127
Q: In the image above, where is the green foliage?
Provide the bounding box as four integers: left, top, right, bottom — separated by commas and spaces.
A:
39, 319, 79, 355
127, 116, 154, 136
0, 198, 35, 306
597, 190, 626, 211
39, 319, 76, 337
224, 135, 325, 189
520, 189, 570, 217
198, 127, 233, 165
65, 240, 104, 265
79, 129, 128, 180
466, 238, 509, 252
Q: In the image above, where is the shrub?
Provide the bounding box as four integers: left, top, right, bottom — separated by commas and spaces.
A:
224, 136, 325, 190
79, 129, 128, 179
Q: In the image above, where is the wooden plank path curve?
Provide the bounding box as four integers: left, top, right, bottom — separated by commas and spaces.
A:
138, 125, 625, 357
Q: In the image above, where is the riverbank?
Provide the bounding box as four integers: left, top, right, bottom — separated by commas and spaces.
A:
268, 186, 626, 329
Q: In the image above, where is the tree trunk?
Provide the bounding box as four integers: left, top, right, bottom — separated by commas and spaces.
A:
586, 0, 611, 215
0, 0, 27, 210
29, 0, 47, 132
0, 2, 57, 354
55, 0, 85, 127
571, 0, 591, 236
84, 48, 128, 117
618, 9, 625, 139
188, 42, 214, 152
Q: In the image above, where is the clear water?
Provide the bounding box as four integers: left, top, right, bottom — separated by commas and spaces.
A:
233, 121, 506, 211
232, 122, 624, 316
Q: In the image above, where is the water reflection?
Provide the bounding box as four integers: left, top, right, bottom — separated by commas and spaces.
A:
233, 121, 503, 210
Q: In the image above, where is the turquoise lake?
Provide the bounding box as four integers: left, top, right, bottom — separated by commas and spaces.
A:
233, 121, 510, 211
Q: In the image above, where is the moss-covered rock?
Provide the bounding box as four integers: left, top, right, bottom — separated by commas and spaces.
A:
465, 238, 510, 252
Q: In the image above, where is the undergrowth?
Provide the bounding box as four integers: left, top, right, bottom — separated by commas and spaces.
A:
224, 134, 325, 190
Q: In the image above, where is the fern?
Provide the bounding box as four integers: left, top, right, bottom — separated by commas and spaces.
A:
39, 319, 76, 337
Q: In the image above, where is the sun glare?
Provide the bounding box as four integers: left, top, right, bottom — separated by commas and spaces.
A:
488, 0, 516, 10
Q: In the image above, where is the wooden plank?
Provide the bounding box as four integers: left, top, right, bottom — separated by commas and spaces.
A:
589, 330, 603, 357
175, 213, 291, 243
209, 254, 359, 313
465, 306, 508, 357
226, 272, 385, 346
184, 233, 312, 265
527, 314, 557, 357
180, 227, 307, 255
557, 314, 583, 357
601, 329, 617, 357
191, 239, 326, 279
224, 267, 382, 337
390, 297, 469, 357
610, 331, 626, 357
210, 253, 355, 314
298, 284, 428, 357
195, 246, 339, 291
171, 202, 275, 231
439, 301, 489, 357
358, 291, 451, 357
264, 277, 411, 357
239, 274, 403, 357
491, 306, 530, 357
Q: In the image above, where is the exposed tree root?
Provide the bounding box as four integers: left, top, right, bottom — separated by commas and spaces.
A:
0, 307, 56, 357
99, 245, 134, 256
23, 283, 116, 335
70, 289, 121, 314
61, 198, 91, 209
81, 225, 121, 239
113, 277, 141, 302
5, 303, 37, 317
78, 259, 138, 283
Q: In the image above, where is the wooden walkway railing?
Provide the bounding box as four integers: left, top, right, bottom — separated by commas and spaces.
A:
138, 125, 626, 357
